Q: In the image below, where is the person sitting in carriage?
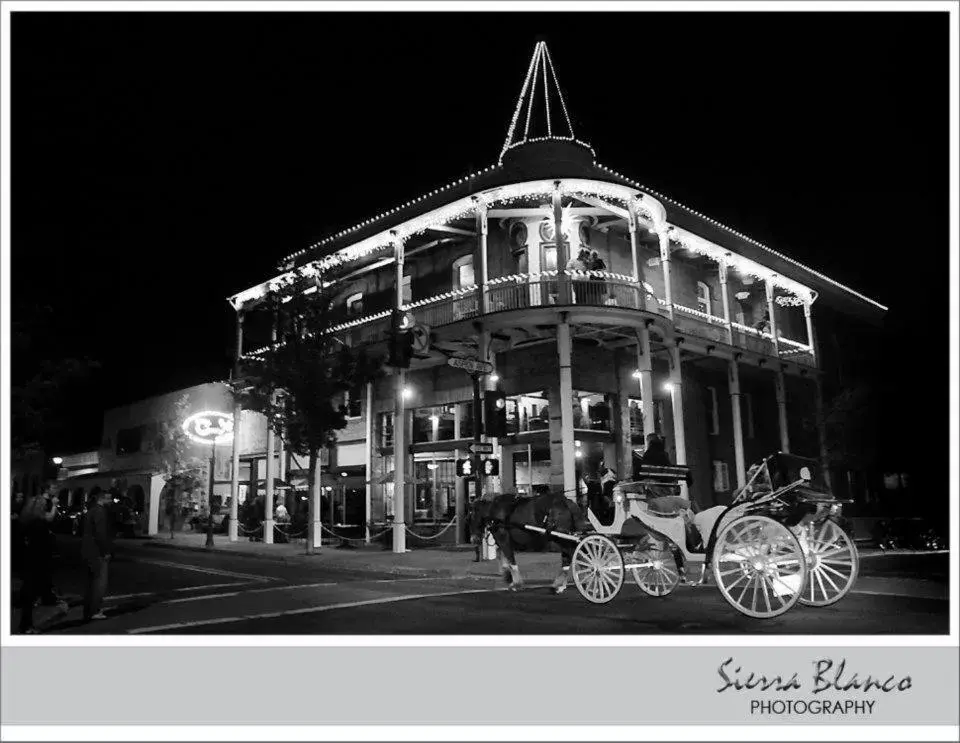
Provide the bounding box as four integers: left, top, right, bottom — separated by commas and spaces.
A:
634, 434, 702, 551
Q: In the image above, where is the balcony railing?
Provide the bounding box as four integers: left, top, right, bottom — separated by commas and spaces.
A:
323, 273, 815, 367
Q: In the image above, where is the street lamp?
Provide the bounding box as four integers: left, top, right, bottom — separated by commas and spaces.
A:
182, 410, 235, 548
52, 456, 63, 466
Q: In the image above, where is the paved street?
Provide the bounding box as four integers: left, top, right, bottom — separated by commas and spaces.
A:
13, 536, 950, 635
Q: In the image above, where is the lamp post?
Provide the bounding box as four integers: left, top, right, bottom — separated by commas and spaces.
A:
182, 410, 235, 550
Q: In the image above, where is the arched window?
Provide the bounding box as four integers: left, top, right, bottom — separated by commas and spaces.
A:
452, 255, 475, 290
696, 281, 712, 315
345, 292, 364, 316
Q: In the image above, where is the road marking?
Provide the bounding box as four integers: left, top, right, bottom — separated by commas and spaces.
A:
164, 592, 241, 604
130, 557, 274, 583
128, 587, 503, 634
850, 589, 948, 601
106, 582, 254, 601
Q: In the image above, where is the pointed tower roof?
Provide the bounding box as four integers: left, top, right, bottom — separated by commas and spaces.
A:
499, 41, 594, 165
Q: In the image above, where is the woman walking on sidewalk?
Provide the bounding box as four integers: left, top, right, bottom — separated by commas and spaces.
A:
81, 488, 115, 622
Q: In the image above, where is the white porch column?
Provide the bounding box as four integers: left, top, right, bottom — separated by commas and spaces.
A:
775, 369, 790, 453
474, 198, 489, 311
557, 321, 576, 500
228, 311, 243, 542
263, 320, 277, 545
636, 325, 656, 440
627, 200, 646, 312
813, 376, 832, 490
667, 343, 686, 466
309, 455, 322, 551
727, 358, 746, 488
658, 230, 674, 319
803, 301, 817, 366
364, 381, 374, 544
668, 343, 688, 501
553, 182, 571, 304
765, 278, 780, 356
392, 235, 408, 553
718, 257, 734, 345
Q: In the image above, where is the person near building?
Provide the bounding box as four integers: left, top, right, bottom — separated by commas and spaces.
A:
80, 488, 114, 622
566, 248, 590, 303
636, 435, 702, 550
588, 249, 608, 303
17, 482, 65, 633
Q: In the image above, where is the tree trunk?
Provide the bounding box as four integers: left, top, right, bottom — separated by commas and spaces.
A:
306, 448, 323, 554
169, 484, 179, 539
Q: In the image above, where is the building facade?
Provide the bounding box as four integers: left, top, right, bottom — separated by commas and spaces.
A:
228, 42, 886, 547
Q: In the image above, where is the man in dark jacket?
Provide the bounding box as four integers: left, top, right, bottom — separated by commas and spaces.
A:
81, 488, 114, 621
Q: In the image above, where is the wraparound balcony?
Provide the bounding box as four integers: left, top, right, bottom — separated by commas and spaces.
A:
326, 271, 816, 366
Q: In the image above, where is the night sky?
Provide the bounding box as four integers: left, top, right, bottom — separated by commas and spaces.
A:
11, 11, 950, 454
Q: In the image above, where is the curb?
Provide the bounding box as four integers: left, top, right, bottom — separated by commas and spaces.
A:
130, 539, 510, 580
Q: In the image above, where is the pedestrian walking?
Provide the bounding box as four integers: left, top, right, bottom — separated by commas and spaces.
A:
17, 482, 65, 634
81, 487, 114, 622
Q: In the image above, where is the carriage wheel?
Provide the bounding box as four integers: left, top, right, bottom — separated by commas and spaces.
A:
629, 548, 681, 597
712, 515, 807, 619
797, 519, 859, 607
572, 534, 624, 605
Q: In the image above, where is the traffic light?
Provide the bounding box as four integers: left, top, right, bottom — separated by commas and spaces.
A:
483, 390, 507, 438
456, 459, 474, 477
482, 459, 499, 476
388, 309, 414, 368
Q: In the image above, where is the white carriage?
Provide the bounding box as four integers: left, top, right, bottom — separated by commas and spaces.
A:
567, 453, 860, 619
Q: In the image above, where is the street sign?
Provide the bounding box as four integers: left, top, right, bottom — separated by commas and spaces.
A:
410, 323, 431, 354
469, 442, 494, 455
447, 356, 494, 375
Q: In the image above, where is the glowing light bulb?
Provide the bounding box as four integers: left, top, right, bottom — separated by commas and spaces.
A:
663, 382, 675, 393
402, 387, 413, 399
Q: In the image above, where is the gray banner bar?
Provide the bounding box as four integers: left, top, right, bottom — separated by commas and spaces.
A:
2, 646, 956, 725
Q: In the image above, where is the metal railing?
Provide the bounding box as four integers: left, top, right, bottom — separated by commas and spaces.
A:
326, 274, 815, 367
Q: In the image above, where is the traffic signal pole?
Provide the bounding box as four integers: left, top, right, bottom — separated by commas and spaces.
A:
472, 373, 483, 504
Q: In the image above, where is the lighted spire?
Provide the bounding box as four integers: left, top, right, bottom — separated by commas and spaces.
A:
500, 41, 581, 161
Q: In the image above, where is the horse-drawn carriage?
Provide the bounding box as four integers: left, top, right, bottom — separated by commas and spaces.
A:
474, 452, 859, 620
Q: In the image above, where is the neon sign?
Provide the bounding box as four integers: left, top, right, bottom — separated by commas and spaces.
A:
182, 410, 234, 446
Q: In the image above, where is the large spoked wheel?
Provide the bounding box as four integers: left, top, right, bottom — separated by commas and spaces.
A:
712, 515, 808, 619
797, 519, 859, 606
572, 534, 624, 605
627, 548, 681, 597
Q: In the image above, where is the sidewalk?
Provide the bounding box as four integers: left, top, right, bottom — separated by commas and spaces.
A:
129, 533, 920, 580
129, 533, 564, 581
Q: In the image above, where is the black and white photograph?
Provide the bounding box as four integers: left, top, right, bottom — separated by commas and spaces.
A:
1, 1, 958, 737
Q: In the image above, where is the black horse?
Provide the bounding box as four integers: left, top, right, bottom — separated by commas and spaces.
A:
467, 491, 589, 593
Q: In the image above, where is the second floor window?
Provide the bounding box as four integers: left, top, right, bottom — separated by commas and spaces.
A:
402, 271, 412, 304
345, 292, 364, 316
697, 281, 712, 315
452, 255, 475, 290
344, 384, 363, 419
116, 426, 143, 456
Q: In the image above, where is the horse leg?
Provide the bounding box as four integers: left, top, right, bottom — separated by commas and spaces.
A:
499, 539, 523, 591
552, 549, 571, 594
497, 551, 513, 585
